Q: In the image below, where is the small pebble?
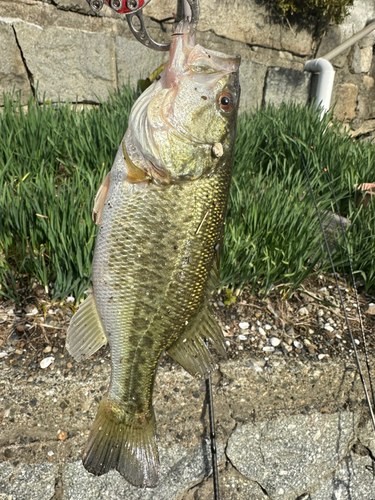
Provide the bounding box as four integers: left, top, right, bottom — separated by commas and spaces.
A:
318, 287, 327, 292
217, 301, 224, 307
66, 296, 75, 304
264, 324, 272, 330
258, 327, 266, 336
270, 337, 281, 347
40, 357, 55, 369
317, 309, 324, 317
324, 324, 334, 332
0, 352, 8, 358
293, 340, 303, 349
66, 362, 73, 369
43, 346, 52, 354
238, 335, 247, 341
25, 307, 38, 316
298, 307, 309, 316
318, 354, 327, 360
263, 346, 275, 352
238, 345, 243, 351
367, 303, 375, 315
354, 339, 360, 345
57, 431, 68, 441
47, 450, 54, 457
239, 322, 249, 330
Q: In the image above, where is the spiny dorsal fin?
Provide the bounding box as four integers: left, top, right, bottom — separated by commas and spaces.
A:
92, 172, 111, 225
66, 293, 107, 361
167, 301, 225, 378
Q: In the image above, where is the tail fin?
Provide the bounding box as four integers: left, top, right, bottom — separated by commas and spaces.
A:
82, 399, 160, 488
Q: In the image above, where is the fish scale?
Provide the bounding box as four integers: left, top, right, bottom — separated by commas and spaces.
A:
93, 163, 231, 416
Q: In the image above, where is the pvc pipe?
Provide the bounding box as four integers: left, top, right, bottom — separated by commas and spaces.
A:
304, 58, 335, 117
322, 19, 375, 61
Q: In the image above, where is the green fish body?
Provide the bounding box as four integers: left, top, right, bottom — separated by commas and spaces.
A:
67, 20, 240, 488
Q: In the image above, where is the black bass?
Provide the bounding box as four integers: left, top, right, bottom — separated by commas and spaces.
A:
66, 19, 240, 488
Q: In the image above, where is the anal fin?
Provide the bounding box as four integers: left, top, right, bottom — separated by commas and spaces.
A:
66, 293, 107, 361
167, 301, 226, 378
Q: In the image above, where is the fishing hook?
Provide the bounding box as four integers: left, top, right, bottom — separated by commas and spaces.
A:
86, 0, 201, 51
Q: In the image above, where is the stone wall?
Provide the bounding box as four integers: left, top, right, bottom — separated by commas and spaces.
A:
0, 0, 375, 131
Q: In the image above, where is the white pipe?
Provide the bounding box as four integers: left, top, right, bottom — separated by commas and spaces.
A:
304, 58, 335, 117
304, 19, 375, 118
323, 19, 375, 61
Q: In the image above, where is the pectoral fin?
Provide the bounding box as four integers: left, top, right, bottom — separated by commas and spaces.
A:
167, 301, 225, 378
92, 172, 111, 225
122, 142, 150, 183
66, 293, 107, 361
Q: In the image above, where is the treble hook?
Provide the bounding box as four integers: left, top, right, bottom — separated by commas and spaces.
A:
127, 0, 200, 51
86, 0, 200, 51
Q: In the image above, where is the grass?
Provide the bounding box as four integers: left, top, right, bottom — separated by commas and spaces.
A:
222, 104, 375, 295
0, 88, 136, 302
1, 89, 375, 303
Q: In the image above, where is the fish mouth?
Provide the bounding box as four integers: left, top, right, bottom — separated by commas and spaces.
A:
125, 17, 241, 184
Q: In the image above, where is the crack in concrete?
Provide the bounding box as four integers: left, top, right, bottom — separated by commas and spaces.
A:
196, 28, 313, 60
255, 480, 270, 497
261, 67, 270, 108
225, 444, 271, 497
51, 470, 63, 500
11, 24, 35, 96
45, 0, 105, 18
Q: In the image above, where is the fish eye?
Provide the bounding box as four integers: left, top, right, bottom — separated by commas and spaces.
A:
219, 92, 234, 112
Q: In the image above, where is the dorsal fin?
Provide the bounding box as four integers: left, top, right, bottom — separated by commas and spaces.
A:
66, 293, 107, 361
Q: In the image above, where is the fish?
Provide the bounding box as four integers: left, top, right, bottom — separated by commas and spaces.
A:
66, 19, 240, 488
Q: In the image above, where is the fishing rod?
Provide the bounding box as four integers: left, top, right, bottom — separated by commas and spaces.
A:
205, 339, 220, 500
292, 137, 375, 431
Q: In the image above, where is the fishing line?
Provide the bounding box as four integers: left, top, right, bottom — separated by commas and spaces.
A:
322, 164, 375, 411
206, 374, 220, 500
204, 338, 220, 499
292, 137, 375, 431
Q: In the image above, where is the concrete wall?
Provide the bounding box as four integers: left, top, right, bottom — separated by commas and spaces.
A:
0, 0, 375, 131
